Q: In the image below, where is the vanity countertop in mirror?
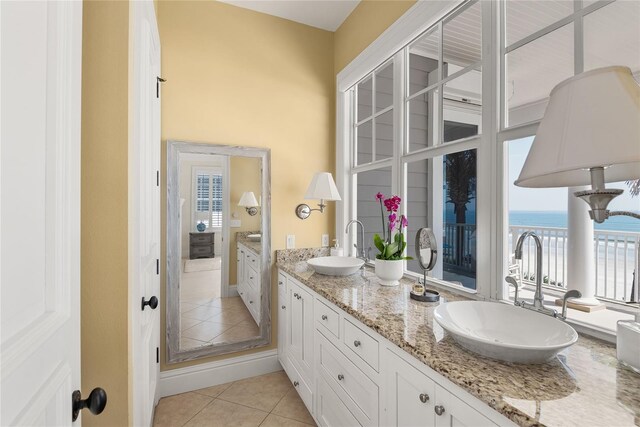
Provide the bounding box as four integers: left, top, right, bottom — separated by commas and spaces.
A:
236, 231, 261, 255
277, 258, 640, 427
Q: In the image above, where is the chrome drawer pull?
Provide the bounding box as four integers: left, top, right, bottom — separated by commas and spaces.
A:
281, 305, 286, 309
321, 315, 328, 320
419, 393, 429, 403
337, 374, 344, 381
353, 340, 361, 347
293, 381, 299, 387
434, 405, 445, 416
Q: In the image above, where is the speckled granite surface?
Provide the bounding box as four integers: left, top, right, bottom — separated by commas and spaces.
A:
275, 247, 330, 263
277, 260, 640, 427
236, 231, 262, 255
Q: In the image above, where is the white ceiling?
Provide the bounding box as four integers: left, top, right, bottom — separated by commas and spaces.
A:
218, 0, 360, 31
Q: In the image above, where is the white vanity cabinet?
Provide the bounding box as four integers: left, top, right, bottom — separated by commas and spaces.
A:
385, 349, 496, 427
236, 242, 260, 325
277, 270, 513, 427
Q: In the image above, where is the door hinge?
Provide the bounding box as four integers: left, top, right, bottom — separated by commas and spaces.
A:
156, 347, 159, 364
156, 259, 159, 275
156, 170, 159, 187
156, 76, 166, 99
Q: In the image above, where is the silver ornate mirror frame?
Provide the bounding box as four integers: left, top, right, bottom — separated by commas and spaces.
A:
166, 141, 271, 363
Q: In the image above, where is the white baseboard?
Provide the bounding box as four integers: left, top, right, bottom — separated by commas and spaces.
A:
228, 284, 239, 297
158, 349, 281, 398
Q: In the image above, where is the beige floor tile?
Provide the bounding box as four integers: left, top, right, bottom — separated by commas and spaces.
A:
207, 307, 252, 325
218, 371, 292, 412
181, 302, 201, 312
192, 381, 234, 398
259, 414, 315, 427
271, 389, 315, 425
180, 336, 209, 350
184, 399, 268, 427
180, 317, 202, 331
153, 392, 213, 427
211, 321, 259, 344
183, 305, 226, 321
209, 296, 246, 310
182, 321, 230, 342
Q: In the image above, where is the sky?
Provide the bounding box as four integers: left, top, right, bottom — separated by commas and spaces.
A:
508, 136, 640, 212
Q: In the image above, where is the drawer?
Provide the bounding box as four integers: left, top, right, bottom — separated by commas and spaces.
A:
318, 332, 378, 426
287, 355, 313, 415
246, 268, 259, 290
245, 250, 260, 270
315, 299, 339, 339
316, 376, 361, 427
190, 233, 214, 244
344, 319, 379, 371
190, 244, 214, 259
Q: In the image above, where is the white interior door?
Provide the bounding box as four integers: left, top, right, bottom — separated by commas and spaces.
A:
130, 1, 161, 426
1, 1, 84, 425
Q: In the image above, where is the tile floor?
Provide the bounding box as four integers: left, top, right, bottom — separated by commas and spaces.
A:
180, 258, 259, 350
153, 371, 316, 427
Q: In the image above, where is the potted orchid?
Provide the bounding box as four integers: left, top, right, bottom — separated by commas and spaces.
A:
373, 193, 411, 286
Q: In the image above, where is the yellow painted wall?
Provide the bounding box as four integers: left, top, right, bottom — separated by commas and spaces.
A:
158, 0, 336, 370
334, 0, 416, 74
229, 156, 262, 285
81, 1, 130, 426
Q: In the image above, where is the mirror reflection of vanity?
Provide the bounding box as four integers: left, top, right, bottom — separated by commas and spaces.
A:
167, 141, 270, 363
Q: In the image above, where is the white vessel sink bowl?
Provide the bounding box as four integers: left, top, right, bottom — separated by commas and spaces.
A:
307, 256, 364, 276
247, 234, 261, 242
433, 301, 578, 364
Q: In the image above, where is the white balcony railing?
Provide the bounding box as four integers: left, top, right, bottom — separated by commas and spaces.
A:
509, 226, 640, 304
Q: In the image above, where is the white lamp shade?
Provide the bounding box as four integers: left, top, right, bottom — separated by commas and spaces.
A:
238, 191, 259, 207
304, 172, 341, 201
515, 66, 640, 188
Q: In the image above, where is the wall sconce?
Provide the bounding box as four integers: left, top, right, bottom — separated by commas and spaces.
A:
515, 66, 640, 223
295, 172, 341, 220
238, 191, 259, 216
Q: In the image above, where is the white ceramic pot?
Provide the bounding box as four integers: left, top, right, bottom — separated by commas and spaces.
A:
375, 259, 404, 286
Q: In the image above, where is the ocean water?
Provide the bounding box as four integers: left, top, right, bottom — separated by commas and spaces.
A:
509, 210, 640, 233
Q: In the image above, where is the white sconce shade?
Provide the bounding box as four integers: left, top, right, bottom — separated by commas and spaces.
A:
515, 66, 640, 188
296, 172, 341, 219
515, 66, 640, 224
238, 191, 259, 207
303, 172, 342, 201
238, 191, 259, 216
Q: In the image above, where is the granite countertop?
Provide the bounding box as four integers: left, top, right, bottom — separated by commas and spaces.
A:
236, 231, 261, 255
277, 258, 640, 427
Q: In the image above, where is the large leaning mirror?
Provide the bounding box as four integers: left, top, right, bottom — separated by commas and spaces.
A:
167, 141, 271, 363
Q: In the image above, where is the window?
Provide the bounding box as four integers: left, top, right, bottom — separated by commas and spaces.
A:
347, 1, 483, 292
194, 169, 223, 229
339, 0, 639, 306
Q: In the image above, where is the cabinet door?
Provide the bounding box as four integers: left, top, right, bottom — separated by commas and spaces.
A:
434, 387, 496, 427
277, 273, 288, 364
289, 280, 314, 381
385, 349, 436, 427
237, 246, 244, 286
316, 376, 361, 427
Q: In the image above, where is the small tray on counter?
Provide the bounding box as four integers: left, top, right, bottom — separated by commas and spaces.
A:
410, 289, 440, 302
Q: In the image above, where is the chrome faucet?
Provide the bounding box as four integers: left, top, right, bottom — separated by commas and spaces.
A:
512, 231, 582, 320
513, 231, 558, 317
345, 220, 370, 262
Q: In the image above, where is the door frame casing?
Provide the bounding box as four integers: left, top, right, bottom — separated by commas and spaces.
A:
128, 0, 161, 425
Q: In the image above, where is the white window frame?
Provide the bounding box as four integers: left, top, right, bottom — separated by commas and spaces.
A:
337, 0, 635, 326
192, 166, 224, 231
337, 0, 496, 299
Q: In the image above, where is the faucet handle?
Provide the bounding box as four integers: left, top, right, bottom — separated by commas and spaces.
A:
560, 289, 582, 320
505, 276, 521, 306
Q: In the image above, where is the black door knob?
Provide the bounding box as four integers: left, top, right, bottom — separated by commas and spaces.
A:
72, 387, 107, 421
141, 296, 158, 311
